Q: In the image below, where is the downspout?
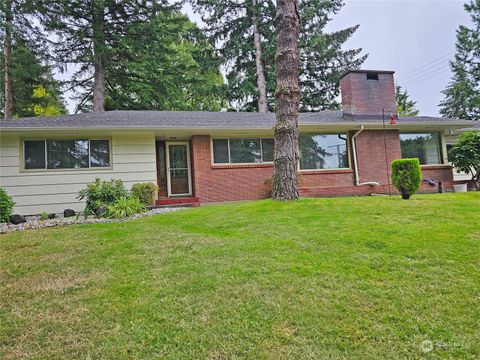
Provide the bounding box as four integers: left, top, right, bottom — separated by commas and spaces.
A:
352, 125, 381, 186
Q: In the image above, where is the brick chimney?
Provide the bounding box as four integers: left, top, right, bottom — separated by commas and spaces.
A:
340, 70, 396, 115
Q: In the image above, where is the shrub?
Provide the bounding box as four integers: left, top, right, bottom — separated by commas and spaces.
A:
39, 212, 49, 221
77, 178, 128, 215
449, 130, 480, 190
106, 196, 145, 219
391, 158, 422, 200
0, 188, 15, 223
131, 182, 158, 207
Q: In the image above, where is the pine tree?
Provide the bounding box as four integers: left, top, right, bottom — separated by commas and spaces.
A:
439, 0, 480, 121
190, 0, 366, 112
0, 36, 66, 118
395, 85, 419, 116
298, 1, 366, 111
42, 0, 172, 113
101, 11, 225, 111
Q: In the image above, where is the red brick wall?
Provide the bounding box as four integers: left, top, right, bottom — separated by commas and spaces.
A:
419, 165, 454, 192
356, 130, 402, 185
340, 72, 396, 115
190, 133, 454, 202
191, 135, 273, 202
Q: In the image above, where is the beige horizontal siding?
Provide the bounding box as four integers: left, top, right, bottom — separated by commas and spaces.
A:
0, 133, 157, 215
0, 155, 20, 167
0, 146, 20, 157
0, 162, 156, 177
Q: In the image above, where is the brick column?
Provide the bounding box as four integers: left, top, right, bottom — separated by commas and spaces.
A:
191, 135, 211, 201
355, 130, 402, 186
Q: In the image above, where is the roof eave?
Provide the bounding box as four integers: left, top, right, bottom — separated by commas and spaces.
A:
0, 121, 472, 132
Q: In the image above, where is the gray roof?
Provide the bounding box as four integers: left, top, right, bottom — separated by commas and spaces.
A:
0, 110, 474, 130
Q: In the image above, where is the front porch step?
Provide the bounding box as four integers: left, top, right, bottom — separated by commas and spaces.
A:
155, 197, 200, 207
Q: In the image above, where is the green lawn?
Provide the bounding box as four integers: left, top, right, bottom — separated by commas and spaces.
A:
1, 193, 479, 359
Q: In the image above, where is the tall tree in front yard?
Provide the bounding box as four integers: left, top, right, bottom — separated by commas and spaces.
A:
42, 0, 170, 113
439, 0, 480, 121
272, 0, 301, 200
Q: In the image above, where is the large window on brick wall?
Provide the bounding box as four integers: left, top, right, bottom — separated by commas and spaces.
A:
400, 133, 442, 165
24, 139, 111, 170
212, 138, 274, 164
299, 134, 349, 170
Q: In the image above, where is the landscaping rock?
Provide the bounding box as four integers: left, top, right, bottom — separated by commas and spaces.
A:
9, 214, 26, 225
48, 213, 56, 219
1, 207, 184, 234
94, 206, 107, 218
63, 209, 76, 217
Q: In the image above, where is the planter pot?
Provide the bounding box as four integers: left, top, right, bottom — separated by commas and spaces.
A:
453, 183, 468, 193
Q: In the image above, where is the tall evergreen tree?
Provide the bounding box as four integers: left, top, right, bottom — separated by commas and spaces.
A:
0, 37, 67, 118
191, 0, 275, 112
1, 0, 47, 119
42, 0, 172, 113
191, 0, 366, 112
439, 0, 480, 121
395, 85, 419, 116
100, 11, 225, 111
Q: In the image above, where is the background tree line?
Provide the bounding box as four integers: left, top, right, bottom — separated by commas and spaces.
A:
1, 0, 478, 120
1, 0, 368, 119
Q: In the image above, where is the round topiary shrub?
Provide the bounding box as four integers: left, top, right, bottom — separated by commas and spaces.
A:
391, 158, 422, 200
0, 187, 15, 223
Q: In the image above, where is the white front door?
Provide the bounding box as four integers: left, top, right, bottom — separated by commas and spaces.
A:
166, 142, 192, 197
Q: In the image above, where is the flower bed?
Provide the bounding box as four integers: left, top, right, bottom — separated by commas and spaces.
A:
0, 207, 184, 234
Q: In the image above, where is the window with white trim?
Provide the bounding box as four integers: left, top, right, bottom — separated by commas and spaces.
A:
400, 133, 442, 165
299, 133, 349, 170
24, 139, 111, 170
212, 138, 274, 164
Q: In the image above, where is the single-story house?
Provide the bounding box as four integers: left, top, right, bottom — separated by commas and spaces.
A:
0, 70, 474, 215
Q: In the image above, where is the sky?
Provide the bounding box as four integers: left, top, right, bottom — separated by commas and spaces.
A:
62, 0, 473, 116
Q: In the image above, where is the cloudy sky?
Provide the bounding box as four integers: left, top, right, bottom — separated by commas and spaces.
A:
62, 0, 472, 116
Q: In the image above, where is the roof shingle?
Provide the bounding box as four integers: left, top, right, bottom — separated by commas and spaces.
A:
0, 110, 474, 130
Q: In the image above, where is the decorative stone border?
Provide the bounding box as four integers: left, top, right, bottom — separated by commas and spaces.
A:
0, 208, 184, 234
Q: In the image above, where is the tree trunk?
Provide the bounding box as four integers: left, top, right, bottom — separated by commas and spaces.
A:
272, 0, 301, 200
4, 0, 13, 119
252, 0, 268, 113
92, 3, 106, 112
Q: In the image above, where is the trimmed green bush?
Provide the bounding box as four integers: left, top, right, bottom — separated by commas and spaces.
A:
77, 178, 128, 215
39, 212, 49, 221
131, 182, 158, 207
391, 158, 422, 200
0, 188, 15, 223
106, 196, 145, 218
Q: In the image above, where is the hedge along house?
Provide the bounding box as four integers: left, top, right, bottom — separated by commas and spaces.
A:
0, 70, 473, 215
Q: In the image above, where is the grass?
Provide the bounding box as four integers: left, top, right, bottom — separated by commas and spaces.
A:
1, 192, 479, 359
